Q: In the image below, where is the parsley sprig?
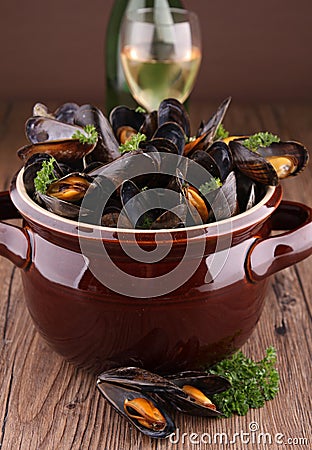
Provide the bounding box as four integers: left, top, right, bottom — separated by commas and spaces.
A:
119, 132, 147, 153
242, 132, 280, 152
34, 156, 58, 194
72, 124, 98, 145
199, 177, 222, 196
210, 346, 279, 417
214, 123, 229, 141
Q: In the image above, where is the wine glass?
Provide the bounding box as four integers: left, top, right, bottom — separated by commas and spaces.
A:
120, 7, 202, 112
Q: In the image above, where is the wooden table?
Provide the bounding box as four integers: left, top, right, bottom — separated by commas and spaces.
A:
0, 101, 311, 449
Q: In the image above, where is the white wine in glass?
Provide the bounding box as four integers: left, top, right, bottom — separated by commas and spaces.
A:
120, 8, 202, 111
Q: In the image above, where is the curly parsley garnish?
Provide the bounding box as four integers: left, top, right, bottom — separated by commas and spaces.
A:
199, 177, 222, 196
242, 132, 280, 152
119, 132, 147, 153
34, 156, 58, 194
72, 124, 98, 145
210, 346, 279, 417
214, 123, 229, 141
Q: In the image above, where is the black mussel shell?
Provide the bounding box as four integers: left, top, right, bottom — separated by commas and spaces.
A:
26, 117, 85, 144
255, 141, 309, 178
230, 141, 278, 185
23, 153, 64, 197
164, 372, 230, 417
98, 367, 181, 394
208, 171, 238, 222
168, 371, 231, 394
120, 180, 162, 229
110, 106, 145, 143
17, 139, 95, 164
184, 97, 232, 157
88, 149, 161, 190
152, 122, 185, 155
196, 97, 231, 139
236, 172, 262, 213
139, 110, 158, 140
189, 150, 222, 181
54, 102, 79, 124
97, 381, 175, 438
74, 104, 120, 163
207, 141, 233, 182
158, 98, 190, 138
36, 193, 84, 219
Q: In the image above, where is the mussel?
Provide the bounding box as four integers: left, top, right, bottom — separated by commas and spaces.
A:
97, 381, 175, 438
18, 139, 95, 164
110, 106, 145, 144
230, 139, 309, 185
74, 104, 120, 163
18, 97, 310, 230
97, 366, 231, 437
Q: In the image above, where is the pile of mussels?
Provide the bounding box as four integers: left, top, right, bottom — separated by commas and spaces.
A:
96, 367, 231, 438
18, 98, 309, 229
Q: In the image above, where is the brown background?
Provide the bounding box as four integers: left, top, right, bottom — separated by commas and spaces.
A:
1, 0, 312, 106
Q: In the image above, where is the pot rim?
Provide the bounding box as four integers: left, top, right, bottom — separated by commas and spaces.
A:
10, 168, 282, 241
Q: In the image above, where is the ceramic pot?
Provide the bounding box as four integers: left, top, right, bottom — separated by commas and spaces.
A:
0, 169, 311, 374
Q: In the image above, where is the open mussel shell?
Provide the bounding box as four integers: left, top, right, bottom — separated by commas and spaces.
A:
120, 180, 154, 228
74, 104, 120, 163
88, 148, 161, 191
54, 102, 79, 124
236, 171, 263, 213
98, 367, 182, 394
230, 140, 279, 185
207, 141, 233, 181
152, 122, 185, 156
36, 193, 82, 219
209, 171, 238, 222
184, 97, 232, 157
97, 381, 175, 438
189, 150, 222, 183
168, 371, 231, 394
110, 106, 145, 143
17, 139, 95, 163
32, 102, 79, 124
165, 371, 231, 417
158, 98, 191, 138
196, 96, 231, 140
139, 110, 158, 140
26, 117, 85, 144
256, 141, 309, 178
23, 153, 64, 197
46, 173, 92, 203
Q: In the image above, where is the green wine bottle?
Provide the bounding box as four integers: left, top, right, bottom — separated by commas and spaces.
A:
105, 0, 185, 114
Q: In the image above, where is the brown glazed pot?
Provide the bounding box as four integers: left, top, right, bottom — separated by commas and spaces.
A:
1, 169, 312, 375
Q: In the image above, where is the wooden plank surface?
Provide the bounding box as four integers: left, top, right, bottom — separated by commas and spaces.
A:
0, 100, 311, 450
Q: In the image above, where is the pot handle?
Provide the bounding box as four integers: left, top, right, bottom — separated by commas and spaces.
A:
0, 191, 31, 268
246, 200, 312, 282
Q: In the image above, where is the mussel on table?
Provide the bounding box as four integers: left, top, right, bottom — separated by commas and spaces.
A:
97, 366, 231, 437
